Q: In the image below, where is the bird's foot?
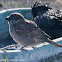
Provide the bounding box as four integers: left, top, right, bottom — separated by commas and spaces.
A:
19, 47, 25, 50
14, 44, 19, 48
32, 47, 37, 49
19, 46, 27, 51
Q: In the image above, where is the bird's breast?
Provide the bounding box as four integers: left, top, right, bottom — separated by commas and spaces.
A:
9, 25, 37, 46
9, 25, 45, 46
9, 25, 22, 44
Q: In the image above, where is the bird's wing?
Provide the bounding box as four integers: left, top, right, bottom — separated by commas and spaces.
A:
14, 20, 50, 38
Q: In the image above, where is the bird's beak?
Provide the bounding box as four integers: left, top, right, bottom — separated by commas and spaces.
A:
5, 16, 9, 21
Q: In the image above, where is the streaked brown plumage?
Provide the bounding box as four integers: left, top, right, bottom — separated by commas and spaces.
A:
4, 13, 62, 50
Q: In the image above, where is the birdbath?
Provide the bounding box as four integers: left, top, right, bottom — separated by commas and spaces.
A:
0, 8, 62, 62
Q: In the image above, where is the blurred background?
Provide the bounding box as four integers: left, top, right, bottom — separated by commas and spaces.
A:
0, 0, 62, 11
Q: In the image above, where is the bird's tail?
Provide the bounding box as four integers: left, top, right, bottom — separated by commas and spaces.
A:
47, 38, 62, 47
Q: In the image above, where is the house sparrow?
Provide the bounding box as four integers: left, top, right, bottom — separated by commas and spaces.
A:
5, 12, 62, 50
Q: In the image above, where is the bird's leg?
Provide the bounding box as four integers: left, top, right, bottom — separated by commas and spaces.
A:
32, 47, 37, 49
44, 42, 46, 46
19, 46, 27, 50
14, 44, 18, 48
0, 44, 18, 51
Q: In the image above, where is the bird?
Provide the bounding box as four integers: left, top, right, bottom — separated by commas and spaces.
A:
32, 1, 62, 40
4, 12, 62, 50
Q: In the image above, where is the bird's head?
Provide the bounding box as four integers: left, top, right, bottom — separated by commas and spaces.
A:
5, 13, 25, 25
32, 1, 52, 18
